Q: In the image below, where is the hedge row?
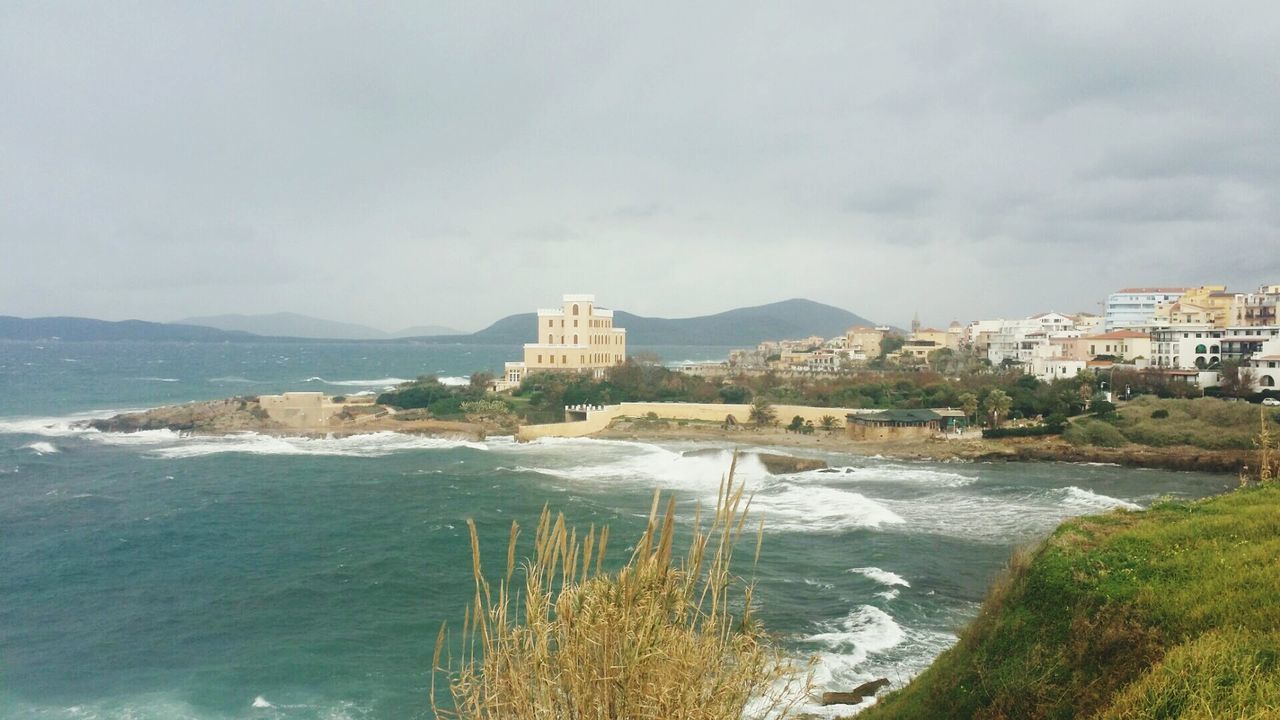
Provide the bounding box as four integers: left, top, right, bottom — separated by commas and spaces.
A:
982, 424, 1065, 439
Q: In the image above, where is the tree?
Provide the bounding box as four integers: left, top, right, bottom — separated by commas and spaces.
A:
749, 398, 777, 427
982, 389, 1012, 428
1219, 360, 1258, 399
786, 415, 805, 433
959, 392, 978, 424
819, 414, 841, 433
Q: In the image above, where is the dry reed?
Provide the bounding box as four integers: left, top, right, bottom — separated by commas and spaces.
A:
432, 456, 813, 719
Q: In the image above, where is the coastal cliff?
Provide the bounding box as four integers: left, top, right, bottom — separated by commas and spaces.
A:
859, 485, 1280, 719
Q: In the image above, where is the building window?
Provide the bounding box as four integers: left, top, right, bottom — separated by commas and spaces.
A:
562, 355, 567, 364
573, 304, 579, 315
574, 335, 578, 344
548, 335, 553, 343
538, 355, 542, 363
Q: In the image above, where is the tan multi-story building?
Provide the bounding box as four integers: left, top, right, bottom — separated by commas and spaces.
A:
1231, 285, 1280, 327
845, 326, 885, 361
1149, 285, 1232, 328
499, 294, 626, 389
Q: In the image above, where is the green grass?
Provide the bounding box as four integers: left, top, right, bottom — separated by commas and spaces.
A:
1064, 397, 1278, 451
861, 485, 1280, 720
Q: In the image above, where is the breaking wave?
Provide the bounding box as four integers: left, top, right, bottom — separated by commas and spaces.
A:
1060, 485, 1141, 511
301, 376, 409, 387
146, 431, 487, 459
848, 567, 910, 587
24, 441, 59, 454
751, 484, 905, 533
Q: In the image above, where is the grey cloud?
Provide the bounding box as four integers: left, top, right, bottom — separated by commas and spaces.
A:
2, 1, 1278, 331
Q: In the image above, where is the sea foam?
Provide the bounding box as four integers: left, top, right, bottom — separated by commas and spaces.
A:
303, 376, 410, 387
146, 431, 488, 459
848, 567, 910, 587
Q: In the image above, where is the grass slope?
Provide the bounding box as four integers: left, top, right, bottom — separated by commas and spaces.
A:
862, 486, 1280, 720
1065, 396, 1277, 451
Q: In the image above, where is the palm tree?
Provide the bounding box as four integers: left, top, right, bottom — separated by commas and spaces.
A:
819, 414, 841, 433
749, 398, 777, 427
958, 393, 978, 426
983, 389, 1012, 428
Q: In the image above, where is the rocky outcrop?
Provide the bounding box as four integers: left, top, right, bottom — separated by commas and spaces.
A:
822, 678, 890, 706
86, 398, 279, 434
756, 453, 828, 474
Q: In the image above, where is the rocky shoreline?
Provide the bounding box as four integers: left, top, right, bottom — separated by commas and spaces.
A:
592, 422, 1248, 474
77, 398, 1247, 475
79, 397, 490, 440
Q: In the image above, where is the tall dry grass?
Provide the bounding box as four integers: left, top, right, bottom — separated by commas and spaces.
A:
432, 457, 812, 719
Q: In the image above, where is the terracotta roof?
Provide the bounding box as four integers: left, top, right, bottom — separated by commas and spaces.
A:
1253, 355, 1280, 362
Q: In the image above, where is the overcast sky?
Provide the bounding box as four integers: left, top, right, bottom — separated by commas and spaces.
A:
2, 2, 1277, 332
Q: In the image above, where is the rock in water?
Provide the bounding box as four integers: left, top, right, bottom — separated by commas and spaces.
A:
821, 678, 890, 706
756, 452, 827, 474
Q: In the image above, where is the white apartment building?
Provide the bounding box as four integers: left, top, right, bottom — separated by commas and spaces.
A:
1246, 335, 1280, 390
1151, 325, 1224, 370
1104, 287, 1188, 331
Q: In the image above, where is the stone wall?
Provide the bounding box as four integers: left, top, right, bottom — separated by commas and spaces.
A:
515, 402, 876, 441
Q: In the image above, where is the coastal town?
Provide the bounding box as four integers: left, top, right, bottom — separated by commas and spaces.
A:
654, 284, 1280, 396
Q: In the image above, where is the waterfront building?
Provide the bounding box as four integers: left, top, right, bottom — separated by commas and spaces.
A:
1104, 287, 1188, 331
498, 294, 626, 390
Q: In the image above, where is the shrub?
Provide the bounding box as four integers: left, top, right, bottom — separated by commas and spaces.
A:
983, 424, 1065, 439
433, 467, 812, 719
1092, 400, 1118, 417
1065, 419, 1128, 448
1150, 409, 1169, 419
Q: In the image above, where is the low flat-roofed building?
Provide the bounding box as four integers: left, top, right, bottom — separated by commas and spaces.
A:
845, 408, 967, 441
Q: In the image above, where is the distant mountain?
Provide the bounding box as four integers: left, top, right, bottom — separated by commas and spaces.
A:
176, 313, 459, 340
1, 299, 874, 346
466, 298, 878, 346
0, 316, 254, 342
391, 324, 463, 338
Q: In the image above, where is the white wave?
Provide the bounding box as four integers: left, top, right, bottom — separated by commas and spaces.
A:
92, 429, 182, 446
0, 411, 113, 437
24, 441, 59, 454
848, 567, 910, 587
438, 376, 471, 387
147, 431, 488, 459
207, 375, 267, 384
302, 376, 409, 387
876, 589, 900, 601
794, 463, 974, 488
752, 484, 905, 533
509, 441, 769, 494
1060, 486, 1141, 511
803, 605, 906, 664
252, 695, 272, 708
884, 485, 1144, 543
136, 377, 180, 383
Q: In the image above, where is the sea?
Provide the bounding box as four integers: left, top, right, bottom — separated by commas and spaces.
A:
0, 340, 1235, 719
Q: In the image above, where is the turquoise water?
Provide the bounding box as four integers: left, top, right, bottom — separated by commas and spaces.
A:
0, 341, 1235, 718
